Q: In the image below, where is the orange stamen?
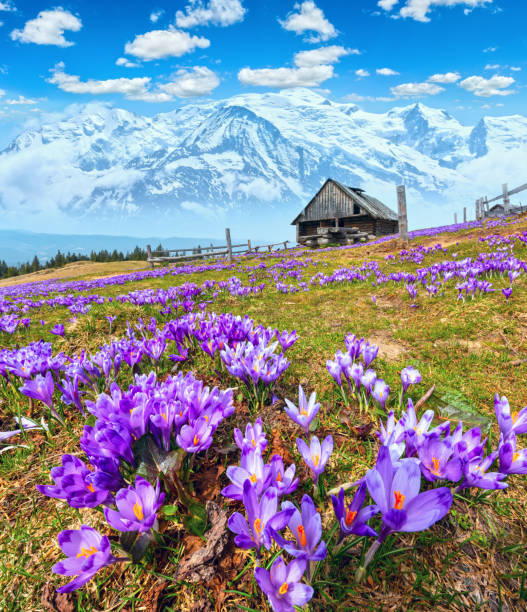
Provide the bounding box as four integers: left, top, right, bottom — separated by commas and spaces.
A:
250, 473, 258, 483
345, 509, 357, 526
86, 483, 95, 493
76, 546, 98, 558
393, 490, 405, 510
279, 582, 288, 595
161, 413, 167, 421
312, 454, 320, 467
193, 435, 199, 446
253, 518, 262, 534
133, 502, 144, 520
297, 525, 307, 547
430, 457, 441, 476
276, 472, 282, 482
512, 411, 519, 424
513, 452, 520, 462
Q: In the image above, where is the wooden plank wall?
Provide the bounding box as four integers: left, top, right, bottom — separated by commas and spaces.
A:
301, 181, 354, 222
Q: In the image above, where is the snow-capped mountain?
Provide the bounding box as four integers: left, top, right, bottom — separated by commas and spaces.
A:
1, 88, 526, 237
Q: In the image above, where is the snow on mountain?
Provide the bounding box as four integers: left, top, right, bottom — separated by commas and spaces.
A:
1, 88, 526, 236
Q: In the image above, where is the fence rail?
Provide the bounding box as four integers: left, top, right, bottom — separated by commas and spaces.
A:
146, 229, 289, 268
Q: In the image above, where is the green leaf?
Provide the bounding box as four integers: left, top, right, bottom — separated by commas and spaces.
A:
133, 435, 184, 482
183, 500, 208, 537
162, 505, 179, 518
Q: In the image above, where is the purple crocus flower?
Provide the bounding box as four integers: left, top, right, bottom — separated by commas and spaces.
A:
233, 417, 268, 453
53, 525, 118, 593
417, 436, 463, 483
80, 422, 134, 465
502, 287, 513, 300
254, 556, 313, 612
499, 434, 527, 475
296, 435, 333, 485
401, 366, 422, 394
221, 448, 273, 501
37, 454, 111, 508
326, 359, 342, 386
331, 482, 379, 542
495, 394, 527, 439
228, 480, 294, 557
19, 371, 55, 408
366, 446, 452, 536
451, 425, 486, 463
269, 455, 299, 497
50, 324, 65, 338
362, 342, 379, 368
0, 416, 44, 442
284, 386, 320, 434
104, 476, 164, 532
271, 495, 326, 563
360, 369, 377, 394
347, 362, 364, 392
458, 451, 508, 490
401, 399, 435, 456
371, 379, 390, 411
176, 416, 213, 453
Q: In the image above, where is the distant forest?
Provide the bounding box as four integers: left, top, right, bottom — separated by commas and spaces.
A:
0, 244, 168, 280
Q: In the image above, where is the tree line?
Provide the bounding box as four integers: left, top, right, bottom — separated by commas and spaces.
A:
0, 244, 168, 280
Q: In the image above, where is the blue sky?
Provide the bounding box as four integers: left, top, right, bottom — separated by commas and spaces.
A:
0, 0, 525, 146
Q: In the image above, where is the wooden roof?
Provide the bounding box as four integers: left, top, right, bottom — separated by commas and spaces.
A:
291, 178, 398, 225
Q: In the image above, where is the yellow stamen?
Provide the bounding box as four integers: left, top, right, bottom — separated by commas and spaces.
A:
312, 454, 320, 467
133, 502, 144, 520
161, 413, 167, 421
251, 438, 256, 448
254, 518, 262, 534
279, 582, 288, 595
345, 509, 357, 526
76, 546, 98, 558
193, 435, 200, 446
297, 525, 307, 547
430, 457, 441, 476
86, 483, 95, 493
512, 411, 519, 424
513, 452, 520, 462
393, 490, 405, 510
250, 473, 258, 483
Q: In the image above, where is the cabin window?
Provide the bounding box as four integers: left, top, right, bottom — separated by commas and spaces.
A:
353, 203, 360, 215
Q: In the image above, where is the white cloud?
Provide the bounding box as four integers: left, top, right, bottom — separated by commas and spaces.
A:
116, 57, 140, 68
344, 93, 395, 102
391, 81, 444, 97
378, 0, 400, 8
280, 1, 337, 43
124, 28, 209, 60
150, 9, 164, 23
459, 75, 515, 97
376, 67, 399, 76
379, 0, 492, 22
48, 63, 154, 98
0, 2, 16, 11
510, 66, 521, 72
355, 69, 370, 77
176, 0, 246, 28
5, 95, 37, 105
239, 64, 334, 88
483, 46, 497, 53
484, 63, 501, 70
428, 71, 461, 83
47, 63, 216, 102
294, 45, 353, 68
159, 66, 220, 97
10, 8, 81, 47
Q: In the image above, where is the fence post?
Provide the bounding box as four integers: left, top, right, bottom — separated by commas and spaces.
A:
396, 185, 408, 243
146, 244, 154, 269
454, 213, 458, 224
197, 245, 202, 255
283, 241, 288, 250
503, 184, 510, 214
225, 228, 233, 263
463, 207, 467, 223
475, 199, 480, 221
247, 239, 252, 252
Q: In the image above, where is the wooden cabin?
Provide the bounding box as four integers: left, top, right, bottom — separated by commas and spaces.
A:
292, 179, 399, 246
483, 203, 525, 219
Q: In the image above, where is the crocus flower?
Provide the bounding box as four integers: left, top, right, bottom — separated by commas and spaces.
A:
502, 287, 513, 300
401, 366, 422, 394
331, 482, 379, 543
37, 454, 111, 508
362, 342, 379, 368
495, 394, 527, 439
296, 435, 333, 485
221, 448, 273, 501
228, 481, 294, 557
284, 386, 320, 434
458, 450, 508, 490
269, 455, 299, 497
104, 476, 164, 532
347, 362, 364, 392
417, 436, 463, 483
254, 556, 313, 612
50, 324, 65, 338
53, 525, 118, 593
271, 495, 326, 563
371, 379, 390, 411
233, 417, 268, 453
499, 434, 527, 475
176, 416, 213, 453
360, 369, 377, 395
401, 399, 435, 456
0, 416, 44, 442
366, 446, 452, 536
326, 359, 342, 386
19, 371, 55, 408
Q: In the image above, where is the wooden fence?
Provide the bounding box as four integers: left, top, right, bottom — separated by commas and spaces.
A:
146, 228, 289, 268
474, 181, 527, 221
